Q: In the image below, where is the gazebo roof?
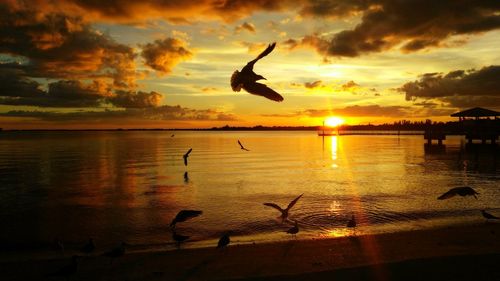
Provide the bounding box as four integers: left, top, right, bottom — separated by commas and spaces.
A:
450, 107, 500, 117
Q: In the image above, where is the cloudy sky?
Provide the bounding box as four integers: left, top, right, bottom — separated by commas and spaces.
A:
1, 0, 499, 129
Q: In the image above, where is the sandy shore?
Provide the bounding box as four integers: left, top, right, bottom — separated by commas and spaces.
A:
1, 222, 499, 281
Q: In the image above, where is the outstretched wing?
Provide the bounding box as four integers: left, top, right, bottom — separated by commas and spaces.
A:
437, 189, 457, 200
243, 82, 284, 102
263, 203, 284, 212
238, 140, 244, 149
286, 193, 303, 210
243, 42, 276, 71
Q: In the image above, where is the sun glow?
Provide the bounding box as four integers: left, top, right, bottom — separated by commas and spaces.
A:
325, 116, 344, 127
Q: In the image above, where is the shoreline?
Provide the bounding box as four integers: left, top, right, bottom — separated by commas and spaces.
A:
1, 222, 499, 280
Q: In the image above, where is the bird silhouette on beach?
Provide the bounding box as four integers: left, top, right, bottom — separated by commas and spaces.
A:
183, 148, 192, 166
437, 186, 479, 200
170, 210, 203, 228
80, 238, 95, 255
217, 232, 231, 249
46, 255, 78, 280
238, 140, 250, 151
172, 230, 190, 248
264, 194, 303, 223
286, 220, 299, 237
231, 42, 284, 102
481, 210, 500, 220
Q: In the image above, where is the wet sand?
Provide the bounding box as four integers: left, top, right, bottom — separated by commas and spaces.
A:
1, 222, 499, 281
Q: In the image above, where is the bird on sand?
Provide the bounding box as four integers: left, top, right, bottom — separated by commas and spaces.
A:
347, 215, 356, 228
238, 140, 250, 151
170, 210, 203, 228
46, 255, 79, 280
183, 148, 192, 166
481, 210, 500, 220
437, 186, 479, 200
172, 230, 190, 248
286, 220, 299, 237
231, 42, 284, 102
217, 232, 231, 249
80, 238, 95, 255
264, 194, 303, 223
102, 242, 126, 261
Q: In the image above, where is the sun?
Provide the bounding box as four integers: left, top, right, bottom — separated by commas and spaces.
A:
325, 116, 344, 127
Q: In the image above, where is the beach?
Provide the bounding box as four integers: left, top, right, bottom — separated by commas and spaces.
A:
1, 222, 499, 281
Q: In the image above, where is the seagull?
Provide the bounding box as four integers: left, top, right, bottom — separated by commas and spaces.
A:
264, 194, 303, 223
231, 42, 284, 102
183, 148, 192, 166
238, 140, 250, 151
481, 210, 500, 220
286, 220, 299, 237
217, 232, 231, 249
170, 210, 203, 228
172, 230, 190, 249
347, 215, 356, 228
46, 255, 79, 280
80, 238, 95, 255
437, 186, 479, 200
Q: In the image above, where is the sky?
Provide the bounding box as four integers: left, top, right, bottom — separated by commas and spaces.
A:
1, 0, 499, 129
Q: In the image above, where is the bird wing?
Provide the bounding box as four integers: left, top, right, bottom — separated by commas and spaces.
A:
286, 193, 303, 210
437, 189, 457, 200
263, 203, 284, 212
244, 42, 276, 70
183, 155, 188, 166
243, 82, 284, 102
185, 148, 192, 157
238, 140, 244, 149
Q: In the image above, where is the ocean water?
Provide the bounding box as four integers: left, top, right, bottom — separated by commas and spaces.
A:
0, 131, 498, 254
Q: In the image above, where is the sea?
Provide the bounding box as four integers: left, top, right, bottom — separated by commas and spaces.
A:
0, 130, 498, 257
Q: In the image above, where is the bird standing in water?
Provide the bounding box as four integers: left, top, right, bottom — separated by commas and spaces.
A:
217, 232, 231, 249
264, 194, 303, 223
347, 215, 356, 228
231, 42, 284, 102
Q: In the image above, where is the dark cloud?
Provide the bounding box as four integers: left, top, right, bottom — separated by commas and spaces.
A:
108, 90, 162, 108
0, 105, 237, 122
0, 4, 137, 88
399, 65, 500, 109
140, 38, 193, 75
235, 22, 256, 33
341, 80, 359, 90
293, 1, 500, 57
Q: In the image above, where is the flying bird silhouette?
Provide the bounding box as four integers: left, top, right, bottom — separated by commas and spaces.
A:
481, 210, 500, 220
264, 194, 303, 223
238, 140, 250, 151
183, 148, 192, 166
231, 42, 284, 102
217, 232, 231, 249
437, 186, 479, 200
170, 210, 203, 228
286, 220, 299, 237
